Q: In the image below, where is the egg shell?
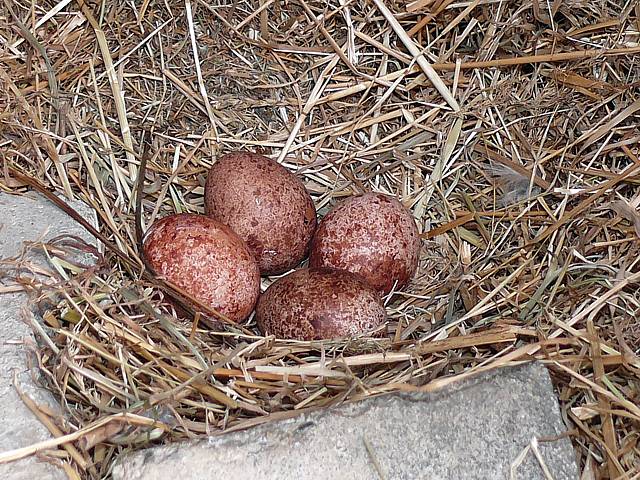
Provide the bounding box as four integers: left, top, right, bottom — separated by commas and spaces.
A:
204, 151, 317, 276
256, 267, 387, 340
309, 192, 420, 294
142, 213, 260, 322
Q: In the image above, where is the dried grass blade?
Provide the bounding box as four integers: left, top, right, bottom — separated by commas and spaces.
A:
553, 361, 640, 420
372, 0, 459, 111
13, 376, 89, 471
530, 160, 640, 245
0, 67, 72, 199
185, 0, 219, 138
610, 200, 640, 237
0, 414, 168, 465
431, 46, 640, 71
77, 0, 137, 181
579, 99, 640, 151
9, 0, 73, 49
587, 321, 621, 479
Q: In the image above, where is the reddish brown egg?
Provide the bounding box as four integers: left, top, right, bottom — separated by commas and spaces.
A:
309, 192, 420, 294
142, 213, 260, 322
256, 267, 387, 340
204, 151, 317, 276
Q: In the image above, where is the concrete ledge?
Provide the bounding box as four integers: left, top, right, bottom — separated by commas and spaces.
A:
113, 362, 579, 480
0, 192, 98, 479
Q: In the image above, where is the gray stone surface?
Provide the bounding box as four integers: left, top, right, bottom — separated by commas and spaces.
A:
113, 362, 579, 480
0, 191, 98, 479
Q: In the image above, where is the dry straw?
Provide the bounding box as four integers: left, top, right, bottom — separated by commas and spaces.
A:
1, 0, 640, 478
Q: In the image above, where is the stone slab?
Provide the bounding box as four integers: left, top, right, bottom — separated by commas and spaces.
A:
0, 191, 98, 479
112, 362, 579, 480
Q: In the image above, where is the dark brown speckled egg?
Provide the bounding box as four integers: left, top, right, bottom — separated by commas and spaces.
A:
204, 151, 317, 276
256, 267, 387, 340
142, 213, 260, 322
309, 192, 420, 294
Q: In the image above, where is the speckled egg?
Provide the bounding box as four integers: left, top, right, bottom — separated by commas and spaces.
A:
256, 267, 387, 340
204, 151, 317, 276
142, 213, 260, 322
309, 192, 420, 294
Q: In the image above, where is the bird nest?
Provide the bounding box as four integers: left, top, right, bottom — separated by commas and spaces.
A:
1, 0, 640, 478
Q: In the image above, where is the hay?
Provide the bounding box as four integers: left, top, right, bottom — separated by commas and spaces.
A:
1, 0, 639, 478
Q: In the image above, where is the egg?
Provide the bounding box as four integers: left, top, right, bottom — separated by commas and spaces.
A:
204, 151, 317, 276
309, 192, 420, 294
142, 213, 260, 322
256, 267, 387, 340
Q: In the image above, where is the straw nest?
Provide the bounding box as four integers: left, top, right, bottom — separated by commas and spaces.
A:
1, 0, 640, 478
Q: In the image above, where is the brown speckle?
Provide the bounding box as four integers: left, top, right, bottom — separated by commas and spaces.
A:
204, 151, 317, 275
256, 267, 387, 340
309, 193, 420, 294
143, 213, 260, 322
